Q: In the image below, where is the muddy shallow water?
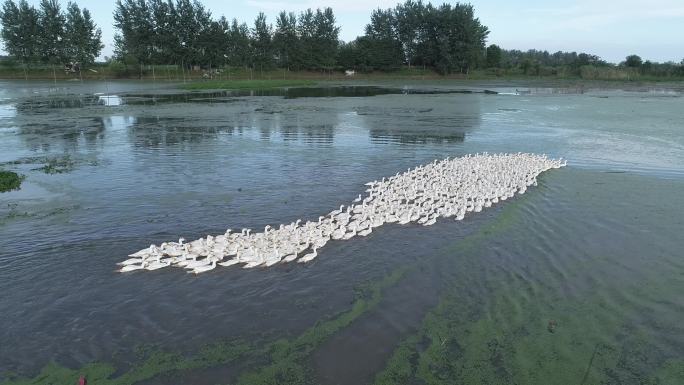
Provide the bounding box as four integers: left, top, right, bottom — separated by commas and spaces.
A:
0, 80, 683, 384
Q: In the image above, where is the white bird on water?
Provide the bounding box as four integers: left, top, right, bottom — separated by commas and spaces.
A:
298, 247, 318, 263
119, 153, 565, 273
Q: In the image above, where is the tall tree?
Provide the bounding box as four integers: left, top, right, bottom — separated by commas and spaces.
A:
0, 0, 40, 65
485, 44, 502, 68
365, 8, 403, 69
273, 11, 298, 69
114, 0, 154, 65
198, 16, 229, 68
297, 9, 317, 69
149, 0, 178, 64
312, 8, 339, 68
251, 12, 273, 69
624, 54, 642, 68
175, 0, 212, 67
37, 0, 65, 63
394, 0, 423, 67
226, 18, 251, 68
64, 3, 103, 65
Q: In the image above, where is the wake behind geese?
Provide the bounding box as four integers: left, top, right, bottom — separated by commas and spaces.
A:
119, 153, 566, 273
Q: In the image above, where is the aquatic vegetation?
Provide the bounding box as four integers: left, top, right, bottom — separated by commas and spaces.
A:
235, 267, 409, 385
0, 267, 409, 385
33, 155, 75, 174
372, 192, 684, 385
1, 204, 81, 226
121, 153, 566, 273
183, 80, 317, 91
0, 170, 23, 192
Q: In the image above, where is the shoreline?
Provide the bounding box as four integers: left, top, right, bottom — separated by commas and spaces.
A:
1, 76, 683, 93
1, 65, 683, 86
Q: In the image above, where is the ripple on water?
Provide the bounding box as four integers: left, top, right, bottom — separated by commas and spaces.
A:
1, 82, 684, 383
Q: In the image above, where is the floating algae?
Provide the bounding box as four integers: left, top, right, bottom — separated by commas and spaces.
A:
119, 153, 566, 273
0, 170, 24, 193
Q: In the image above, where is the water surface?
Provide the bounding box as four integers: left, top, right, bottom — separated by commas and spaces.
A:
0, 80, 682, 384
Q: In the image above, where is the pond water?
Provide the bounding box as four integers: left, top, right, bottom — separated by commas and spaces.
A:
0, 80, 683, 384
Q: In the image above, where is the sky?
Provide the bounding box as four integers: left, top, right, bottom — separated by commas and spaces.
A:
5, 0, 684, 64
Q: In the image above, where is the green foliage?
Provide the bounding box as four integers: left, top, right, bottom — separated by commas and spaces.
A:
624, 54, 643, 68
37, 0, 65, 63
112, 1, 339, 72
252, 12, 273, 70
342, 1, 489, 74
501, 48, 608, 74
64, 3, 103, 65
296, 8, 339, 70
0, 170, 23, 192
0, 0, 40, 64
363, 8, 404, 70
0, 0, 101, 66
33, 154, 75, 174
227, 18, 252, 68
273, 11, 299, 70
485, 44, 502, 68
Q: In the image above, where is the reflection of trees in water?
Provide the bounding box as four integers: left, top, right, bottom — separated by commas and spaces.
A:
271, 109, 336, 144
11, 92, 482, 154
355, 100, 481, 145
122, 111, 337, 150
281, 123, 335, 144
17, 117, 106, 152
11, 93, 125, 152
223, 108, 337, 145
369, 129, 465, 144
127, 117, 224, 148
14, 95, 103, 113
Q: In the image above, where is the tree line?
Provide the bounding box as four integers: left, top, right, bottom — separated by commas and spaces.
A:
111, 0, 489, 74
339, 1, 488, 74
0, 0, 102, 66
1, 0, 682, 78
112, 0, 340, 71
483, 45, 684, 78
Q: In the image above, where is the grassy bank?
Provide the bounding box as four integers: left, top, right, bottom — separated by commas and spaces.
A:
3, 63, 684, 83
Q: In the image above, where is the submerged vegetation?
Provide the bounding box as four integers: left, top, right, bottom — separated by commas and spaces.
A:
372, 176, 684, 385
2, 155, 78, 174
32, 155, 75, 174
0, 170, 23, 192
0, 267, 411, 385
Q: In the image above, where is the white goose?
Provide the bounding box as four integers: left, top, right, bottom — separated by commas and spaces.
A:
191, 259, 217, 274
298, 247, 318, 263
120, 153, 566, 273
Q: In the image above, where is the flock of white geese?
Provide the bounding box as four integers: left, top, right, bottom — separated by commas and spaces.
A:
118, 153, 566, 274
